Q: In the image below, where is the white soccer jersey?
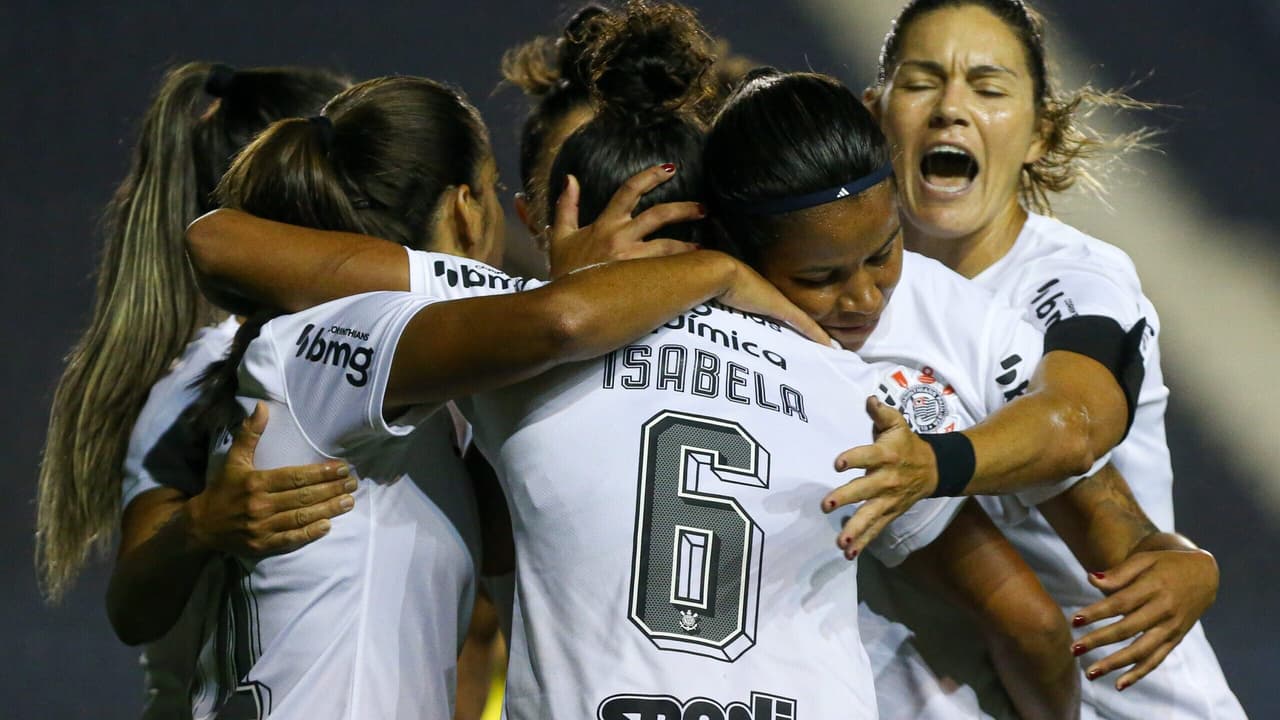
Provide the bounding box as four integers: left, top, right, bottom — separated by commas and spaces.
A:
193, 291, 482, 720
122, 317, 237, 720
851, 251, 1062, 720
971, 213, 1245, 718
402, 251, 1028, 720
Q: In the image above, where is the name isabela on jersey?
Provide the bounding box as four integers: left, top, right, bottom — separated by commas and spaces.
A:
603, 345, 808, 424
599, 691, 797, 720
294, 323, 374, 387
875, 366, 959, 433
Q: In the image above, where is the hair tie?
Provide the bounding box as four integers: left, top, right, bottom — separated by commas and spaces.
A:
204, 64, 237, 98
721, 162, 895, 216
308, 115, 335, 152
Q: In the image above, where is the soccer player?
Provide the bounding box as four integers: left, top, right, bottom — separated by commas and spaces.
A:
185, 6, 1072, 715
33, 61, 350, 718
181, 74, 821, 720
860, 0, 1246, 715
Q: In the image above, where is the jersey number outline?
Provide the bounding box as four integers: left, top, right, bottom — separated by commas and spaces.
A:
628, 411, 770, 662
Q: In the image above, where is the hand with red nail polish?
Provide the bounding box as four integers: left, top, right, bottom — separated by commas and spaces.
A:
821, 395, 941, 556
547, 165, 704, 279
1070, 546, 1218, 689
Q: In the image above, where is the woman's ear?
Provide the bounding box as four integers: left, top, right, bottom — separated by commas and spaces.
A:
862, 86, 884, 122
451, 183, 487, 256
514, 192, 540, 237
1024, 114, 1052, 166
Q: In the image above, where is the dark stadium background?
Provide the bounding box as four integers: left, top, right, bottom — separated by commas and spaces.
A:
3, 0, 1276, 715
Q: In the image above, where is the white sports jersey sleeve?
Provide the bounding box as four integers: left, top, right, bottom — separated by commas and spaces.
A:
406, 248, 544, 299
1004, 258, 1146, 334
242, 290, 443, 456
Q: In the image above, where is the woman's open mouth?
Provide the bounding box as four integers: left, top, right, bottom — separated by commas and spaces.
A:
919, 144, 980, 195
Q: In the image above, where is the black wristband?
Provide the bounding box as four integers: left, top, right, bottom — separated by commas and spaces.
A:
919, 432, 976, 498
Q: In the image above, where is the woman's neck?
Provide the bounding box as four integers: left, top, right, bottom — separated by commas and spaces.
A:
903, 202, 1028, 279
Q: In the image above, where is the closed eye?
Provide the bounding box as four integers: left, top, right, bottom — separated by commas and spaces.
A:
794, 272, 839, 287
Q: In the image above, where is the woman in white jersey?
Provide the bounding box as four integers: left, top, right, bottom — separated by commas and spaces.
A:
183, 73, 825, 720
183, 9, 1137, 715
858, 0, 1246, 715
34, 61, 355, 718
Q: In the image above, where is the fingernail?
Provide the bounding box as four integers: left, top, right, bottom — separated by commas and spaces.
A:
1086, 669, 1101, 681
1091, 571, 1106, 580
695, 203, 707, 215
563, 175, 571, 190
822, 499, 835, 512
344, 478, 358, 492
838, 536, 849, 549
335, 464, 350, 477
1117, 682, 1128, 692
661, 163, 676, 173
1072, 615, 1087, 627
1072, 644, 1086, 657
835, 459, 847, 471
340, 496, 355, 510
846, 549, 859, 560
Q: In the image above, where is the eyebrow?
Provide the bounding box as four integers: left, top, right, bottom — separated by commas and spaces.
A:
898, 59, 1019, 78
874, 225, 902, 256
796, 225, 901, 273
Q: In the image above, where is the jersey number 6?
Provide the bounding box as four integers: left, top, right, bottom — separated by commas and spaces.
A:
628, 411, 769, 662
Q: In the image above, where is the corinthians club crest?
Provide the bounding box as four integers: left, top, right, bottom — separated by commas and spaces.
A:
876, 366, 959, 433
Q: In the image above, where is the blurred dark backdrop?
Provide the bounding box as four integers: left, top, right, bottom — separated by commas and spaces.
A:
3, 1, 1275, 716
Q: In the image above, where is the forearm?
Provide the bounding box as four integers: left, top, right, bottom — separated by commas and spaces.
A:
186, 208, 408, 313
107, 501, 213, 646
901, 502, 1080, 720
1037, 463, 1162, 570
541, 250, 739, 360
963, 350, 1127, 496
389, 251, 739, 407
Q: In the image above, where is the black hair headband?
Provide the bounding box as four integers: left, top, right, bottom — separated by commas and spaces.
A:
724, 162, 895, 216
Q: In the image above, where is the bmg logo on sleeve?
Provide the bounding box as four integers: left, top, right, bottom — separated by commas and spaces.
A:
295, 323, 374, 387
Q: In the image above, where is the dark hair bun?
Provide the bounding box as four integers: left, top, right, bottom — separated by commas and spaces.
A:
589, 1, 713, 118
559, 5, 610, 91
502, 4, 610, 98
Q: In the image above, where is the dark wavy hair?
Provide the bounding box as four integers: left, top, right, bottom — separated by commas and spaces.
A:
188, 76, 492, 440
544, 0, 714, 241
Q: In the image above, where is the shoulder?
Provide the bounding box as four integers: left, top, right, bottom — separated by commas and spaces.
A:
1019, 213, 1143, 289
131, 317, 238, 441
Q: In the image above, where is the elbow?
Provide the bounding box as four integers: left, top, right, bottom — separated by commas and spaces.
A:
537, 295, 598, 361
1005, 600, 1073, 662
184, 210, 225, 282
1047, 400, 1098, 478
106, 596, 156, 647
